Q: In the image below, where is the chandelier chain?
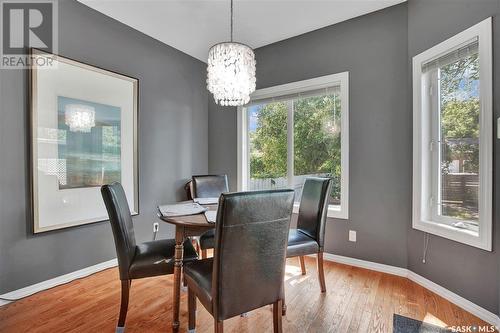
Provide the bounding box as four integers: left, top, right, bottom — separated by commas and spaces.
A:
230, 0, 233, 42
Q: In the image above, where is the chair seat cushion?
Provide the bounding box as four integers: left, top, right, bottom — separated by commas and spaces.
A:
184, 258, 214, 314
199, 229, 215, 250
129, 239, 198, 279
286, 229, 319, 258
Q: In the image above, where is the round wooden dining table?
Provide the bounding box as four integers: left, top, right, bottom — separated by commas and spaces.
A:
157, 204, 217, 333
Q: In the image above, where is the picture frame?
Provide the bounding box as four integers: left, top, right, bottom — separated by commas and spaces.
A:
29, 48, 139, 233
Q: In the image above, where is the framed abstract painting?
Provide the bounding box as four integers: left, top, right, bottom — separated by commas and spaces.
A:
29, 49, 138, 233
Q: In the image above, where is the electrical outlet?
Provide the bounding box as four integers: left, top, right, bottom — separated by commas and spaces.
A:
153, 222, 159, 233
349, 230, 356, 242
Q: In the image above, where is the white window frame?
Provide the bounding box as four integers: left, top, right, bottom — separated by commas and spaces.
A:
237, 72, 349, 219
412, 18, 492, 250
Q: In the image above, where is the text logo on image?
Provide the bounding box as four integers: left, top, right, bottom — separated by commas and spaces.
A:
1, 0, 57, 69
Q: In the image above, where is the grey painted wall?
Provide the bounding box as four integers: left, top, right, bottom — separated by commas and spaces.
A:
0, 0, 208, 293
208, 100, 238, 191
407, 0, 500, 315
209, 4, 410, 268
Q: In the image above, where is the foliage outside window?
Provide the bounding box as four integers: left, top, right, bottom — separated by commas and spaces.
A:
438, 53, 479, 224
239, 72, 349, 219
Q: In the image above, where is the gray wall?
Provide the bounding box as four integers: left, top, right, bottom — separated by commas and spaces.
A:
407, 0, 500, 315
209, 4, 410, 268
208, 100, 238, 191
0, 0, 208, 293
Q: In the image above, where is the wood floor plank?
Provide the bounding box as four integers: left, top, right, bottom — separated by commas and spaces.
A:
356, 270, 383, 333
302, 260, 351, 333
347, 269, 380, 332
335, 266, 372, 332
0, 258, 491, 333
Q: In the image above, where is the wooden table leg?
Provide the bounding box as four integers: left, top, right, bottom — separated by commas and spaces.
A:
172, 227, 184, 333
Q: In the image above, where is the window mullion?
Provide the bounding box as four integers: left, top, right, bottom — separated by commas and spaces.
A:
429, 70, 440, 221
286, 100, 294, 189
245, 108, 250, 191
435, 69, 443, 218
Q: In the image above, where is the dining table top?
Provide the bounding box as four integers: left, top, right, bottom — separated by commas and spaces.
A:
157, 203, 218, 228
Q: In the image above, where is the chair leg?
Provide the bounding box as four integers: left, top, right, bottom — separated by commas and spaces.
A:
201, 249, 207, 259
214, 319, 223, 333
191, 237, 200, 254
273, 300, 283, 333
317, 252, 326, 293
117, 280, 130, 332
281, 285, 286, 316
188, 287, 196, 332
299, 256, 306, 275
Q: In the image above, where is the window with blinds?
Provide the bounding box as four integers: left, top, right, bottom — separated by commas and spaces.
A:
421, 37, 478, 73
412, 18, 492, 250
238, 72, 349, 219
246, 86, 341, 107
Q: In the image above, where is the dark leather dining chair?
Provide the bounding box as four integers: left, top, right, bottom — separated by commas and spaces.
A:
190, 174, 228, 258
191, 174, 229, 198
184, 174, 228, 201
184, 189, 295, 333
286, 177, 332, 294
101, 182, 198, 332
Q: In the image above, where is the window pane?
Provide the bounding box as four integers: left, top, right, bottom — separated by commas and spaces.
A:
248, 102, 288, 190
438, 52, 479, 223
293, 94, 341, 205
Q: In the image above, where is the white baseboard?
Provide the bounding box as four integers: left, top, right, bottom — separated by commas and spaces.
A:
0, 258, 117, 307
406, 270, 500, 327
322, 253, 408, 277
321, 253, 500, 327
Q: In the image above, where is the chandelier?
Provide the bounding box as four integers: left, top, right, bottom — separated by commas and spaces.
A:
64, 104, 96, 133
207, 0, 256, 106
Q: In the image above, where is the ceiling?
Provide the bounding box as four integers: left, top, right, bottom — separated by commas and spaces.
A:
78, 0, 406, 62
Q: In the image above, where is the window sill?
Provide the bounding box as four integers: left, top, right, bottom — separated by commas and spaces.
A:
413, 219, 491, 251
293, 203, 348, 220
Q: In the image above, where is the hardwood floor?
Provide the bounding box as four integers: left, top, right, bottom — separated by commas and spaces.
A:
0, 257, 490, 333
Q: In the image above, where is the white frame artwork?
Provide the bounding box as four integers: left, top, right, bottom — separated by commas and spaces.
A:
30, 49, 139, 233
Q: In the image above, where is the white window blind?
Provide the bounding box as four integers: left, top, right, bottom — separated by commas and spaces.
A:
421, 37, 478, 73
247, 86, 340, 107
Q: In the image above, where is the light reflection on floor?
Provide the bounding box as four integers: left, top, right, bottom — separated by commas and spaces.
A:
286, 258, 454, 331
284, 260, 310, 287
423, 312, 448, 328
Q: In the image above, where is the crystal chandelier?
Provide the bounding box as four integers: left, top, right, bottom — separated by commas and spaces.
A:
64, 104, 96, 133
207, 0, 256, 106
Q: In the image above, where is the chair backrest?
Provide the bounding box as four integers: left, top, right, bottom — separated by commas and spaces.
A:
101, 182, 136, 280
184, 180, 194, 200
191, 174, 228, 198
296, 177, 332, 249
211, 189, 295, 320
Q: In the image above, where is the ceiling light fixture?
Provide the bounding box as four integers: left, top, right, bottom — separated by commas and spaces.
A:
64, 104, 96, 133
206, 0, 256, 106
